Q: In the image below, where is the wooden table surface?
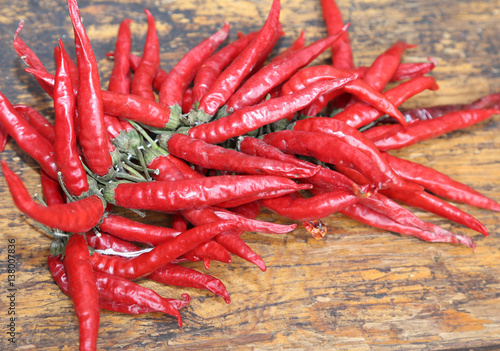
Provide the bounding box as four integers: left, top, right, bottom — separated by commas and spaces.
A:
1, 0, 499, 350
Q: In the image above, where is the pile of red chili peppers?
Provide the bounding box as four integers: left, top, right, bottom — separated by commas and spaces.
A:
1, 0, 499, 349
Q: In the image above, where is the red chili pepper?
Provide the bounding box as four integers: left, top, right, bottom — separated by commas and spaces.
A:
340, 202, 475, 249
228, 200, 262, 220
212, 207, 297, 234
2, 160, 104, 233
67, 0, 113, 177
132, 10, 159, 100
90, 220, 239, 279
282, 65, 406, 124
48, 255, 188, 323
263, 130, 392, 189
215, 233, 267, 271
158, 23, 230, 117
0, 92, 58, 179
171, 213, 188, 232
54, 40, 89, 196
225, 25, 348, 112
148, 263, 231, 303
381, 152, 500, 212
320, 0, 355, 70
13, 21, 55, 96
390, 59, 436, 82
261, 190, 359, 221
195, 0, 281, 116
292, 117, 422, 192
104, 175, 308, 212
86, 231, 142, 253
188, 76, 355, 143
129, 53, 168, 91
54, 45, 80, 90
108, 18, 132, 94
271, 30, 306, 63
335, 76, 438, 129
372, 109, 500, 151
181, 88, 194, 114
162, 133, 320, 178
64, 234, 100, 351
13, 105, 55, 144
40, 169, 65, 206
192, 32, 258, 103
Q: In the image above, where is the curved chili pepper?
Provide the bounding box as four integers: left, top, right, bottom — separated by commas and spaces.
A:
64, 234, 100, 351
320, 0, 354, 69
13, 104, 55, 144
195, 0, 281, 116
215, 233, 266, 271
40, 169, 65, 206
225, 26, 348, 112
262, 190, 359, 221
162, 133, 320, 178
292, 117, 422, 192
108, 18, 132, 94
263, 130, 392, 189
0, 92, 58, 179
381, 152, 500, 211
104, 175, 308, 212
148, 263, 231, 303
54, 40, 89, 196
192, 32, 258, 104
188, 76, 355, 143
48, 255, 188, 322
372, 109, 500, 151
335, 76, 438, 129
158, 22, 229, 119
132, 10, 159, 100
340, 202, 475, 249
13, 21, 55, 96
337, 163, 490, 237
390, 59, 436, 82
90, 220, 239, 279
2, 160, 104, 233
282, 65, 406, 124
67, 0, 113, 177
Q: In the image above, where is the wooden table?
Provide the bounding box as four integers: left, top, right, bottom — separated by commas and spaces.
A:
1, 0, 499, 350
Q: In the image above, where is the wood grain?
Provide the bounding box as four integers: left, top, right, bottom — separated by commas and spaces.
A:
0, 0, 499, 350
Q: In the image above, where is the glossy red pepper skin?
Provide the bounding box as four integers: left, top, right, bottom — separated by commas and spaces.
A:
390, 60, 436, 82
159, 23, 230, 111
225, 26, 347, 111
381, 152, 500, 212
262, 190, 359, 221
320, 0, 355, 70
188, 76, 355, 144
108, 18, 132, 94
129, 53, 168, 91
131, 10, 159, 101
164, 133, 319, 178
67, 0, 113, 177
104, 175, 307, 212
2, 160, 104, 233
340, 202, 475, 249
263, 130, 392, 189
54, 40, 89, 196
13, 104, 55, 144
40, 169, 65, 206
90, 220, 239, 279
215, 233, 267, 271
372, 109, 500, 151
196, 0, 281, 116
86, 231, 142, 253
64, 234, 100, 351
335, 76, 438, 129
0, 93, 58, 179
192, 32, 257, 103
292, 117, 422, 192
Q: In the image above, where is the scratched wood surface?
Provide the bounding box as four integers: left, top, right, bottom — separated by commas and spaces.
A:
0, 0, 499, 350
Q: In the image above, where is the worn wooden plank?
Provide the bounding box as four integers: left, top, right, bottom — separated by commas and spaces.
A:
0, 0, 499, 350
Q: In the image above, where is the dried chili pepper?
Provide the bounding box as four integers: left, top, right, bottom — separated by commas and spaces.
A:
67, 0, 113, 177
0, 92, 58, 179
54, 39, 89, 196
188, 76, 355, 143
132, 10, 159, 100
108, 18, 132, 94
2, 160, 104, 233
64, 234, 100, 351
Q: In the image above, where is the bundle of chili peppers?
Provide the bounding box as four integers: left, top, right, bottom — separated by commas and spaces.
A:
1, 0, 499, 349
